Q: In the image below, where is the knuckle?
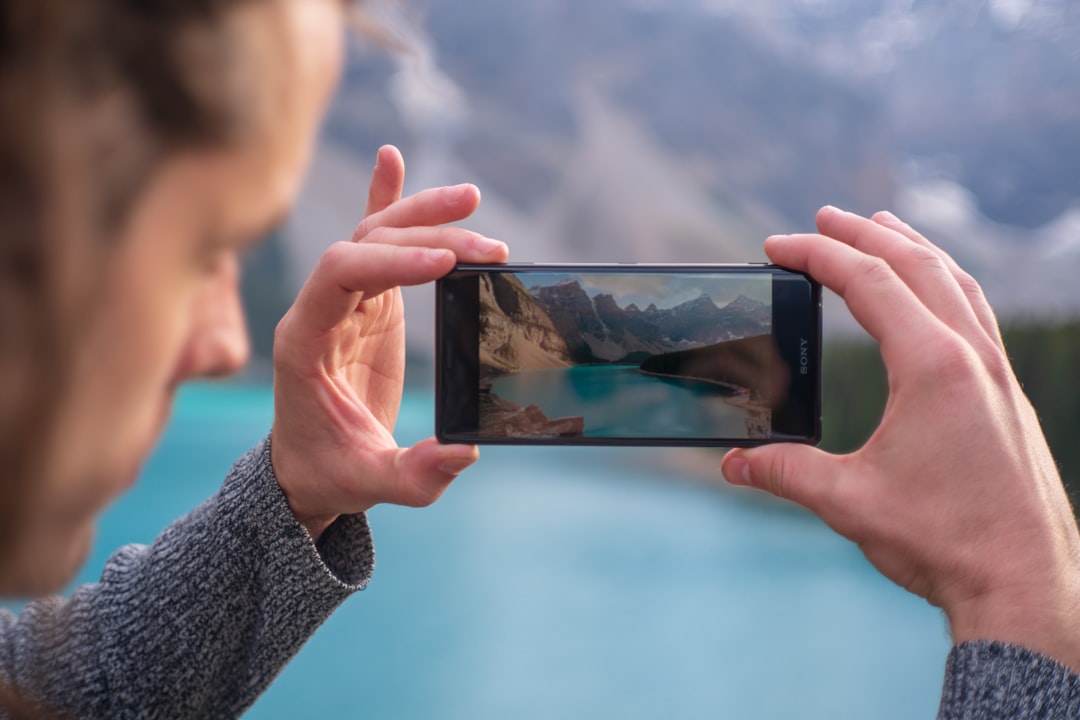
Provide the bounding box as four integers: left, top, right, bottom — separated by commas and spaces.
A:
758, 450, 795, 501
954, 268, 985, 300
979, 340, 1017, 388
759, 453, 787, 498
353, 213, 391, 242
906, 245, 947, 275
405, 479, 445, 508
351, 217, 373, 241
887, 240, 951, 281
921, 332, 980, 387
327, 239, 353, 259
318, 240, 355, 268
432, 225, 458, 245
355, 223, 391, 245
854, 256, 895, 289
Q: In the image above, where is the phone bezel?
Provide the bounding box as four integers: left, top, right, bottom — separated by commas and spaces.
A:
436, 263, 821, 447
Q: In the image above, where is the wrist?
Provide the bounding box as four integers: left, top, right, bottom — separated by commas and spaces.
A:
946, 577, 1080, 674
268, 429, 341, 543
294, 513, 339, 544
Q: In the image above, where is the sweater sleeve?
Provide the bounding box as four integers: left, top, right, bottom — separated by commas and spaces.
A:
938, 640, 1080, 719
0, 436, 374, 720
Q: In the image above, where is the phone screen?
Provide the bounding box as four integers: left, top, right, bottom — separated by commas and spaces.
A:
436, 264, 820, 446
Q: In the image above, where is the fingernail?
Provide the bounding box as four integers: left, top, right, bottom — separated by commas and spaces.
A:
476, 236, 507, 255
819, 205, 841, 217
722, 455, 752, 487
875, 210, 900, 224
438, 457, 474, 475
426, 248, 453, 263
448, 183, 475, 201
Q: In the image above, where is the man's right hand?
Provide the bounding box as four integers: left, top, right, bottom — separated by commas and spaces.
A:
721, 206, 1080, 672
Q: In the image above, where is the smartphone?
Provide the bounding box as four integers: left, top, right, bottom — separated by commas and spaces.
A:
435, 264, 821, 447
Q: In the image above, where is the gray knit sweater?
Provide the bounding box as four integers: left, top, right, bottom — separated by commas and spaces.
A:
1, 439, 1077, 718
0, 438, 374, 719
939, 641, 1080, 718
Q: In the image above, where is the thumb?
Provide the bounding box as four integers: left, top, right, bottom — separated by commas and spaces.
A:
383, 438, 479, 508
721, 444, 841, 517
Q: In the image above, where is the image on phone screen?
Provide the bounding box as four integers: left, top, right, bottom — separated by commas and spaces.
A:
437, 264, 820, 447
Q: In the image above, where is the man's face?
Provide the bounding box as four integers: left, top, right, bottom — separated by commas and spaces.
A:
2, 0, 348, 595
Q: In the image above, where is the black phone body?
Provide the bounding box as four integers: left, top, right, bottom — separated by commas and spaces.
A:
436, 264, 821, 447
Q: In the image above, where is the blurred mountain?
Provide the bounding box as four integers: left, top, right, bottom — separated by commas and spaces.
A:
265, 0, 1080, 361
471, 269, 773, 377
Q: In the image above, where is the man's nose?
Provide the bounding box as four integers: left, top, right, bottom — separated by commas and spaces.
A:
193, 302, 250, 379
183, 257, 251, 381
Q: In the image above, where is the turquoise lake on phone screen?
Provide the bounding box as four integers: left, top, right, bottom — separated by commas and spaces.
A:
71, 383, 949, 719
489, 365, 749, 438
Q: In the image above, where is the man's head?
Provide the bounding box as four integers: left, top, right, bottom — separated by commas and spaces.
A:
0, 0, 353, 594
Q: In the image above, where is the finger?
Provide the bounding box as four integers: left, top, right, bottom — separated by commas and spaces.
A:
364, 145, 405, 217
764, 232, 946, 361
353, 183, 482, 242
378, 438, 479, 508
292, 242, 457, 332
870, 210, 1006, 352
815, 206, 986, 343
357, 224, 509, 264
722, 444, 843, 521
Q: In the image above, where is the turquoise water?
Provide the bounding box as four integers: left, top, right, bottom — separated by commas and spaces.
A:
78, 383, 949, 719
490, 365, 748, 438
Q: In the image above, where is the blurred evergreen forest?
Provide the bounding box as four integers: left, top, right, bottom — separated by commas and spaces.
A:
822, 318, 1080, 513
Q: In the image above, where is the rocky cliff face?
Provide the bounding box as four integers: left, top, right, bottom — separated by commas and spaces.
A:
530, 280, 608, 361
593, 294, 665, 352
479, 273, 574, 378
